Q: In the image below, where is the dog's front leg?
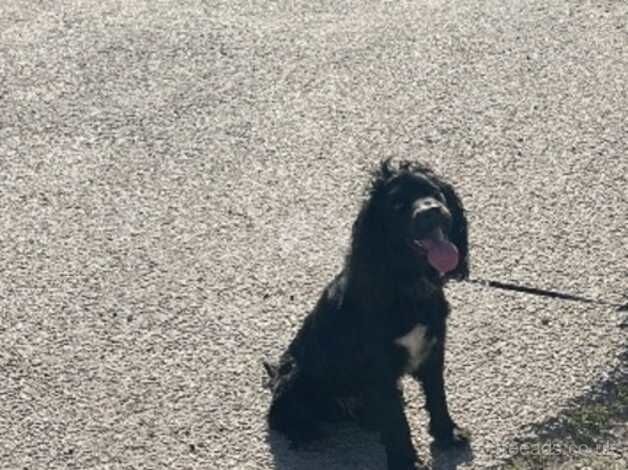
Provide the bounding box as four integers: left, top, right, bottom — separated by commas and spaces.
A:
363, 385, 425, 470
414, 344, 470, 449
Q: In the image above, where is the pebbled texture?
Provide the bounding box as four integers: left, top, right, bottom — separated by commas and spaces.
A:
0, 0, 626, 469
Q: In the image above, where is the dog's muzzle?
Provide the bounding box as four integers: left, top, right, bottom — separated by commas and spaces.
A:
411, 198, 458, 274
412, 197, 451, 235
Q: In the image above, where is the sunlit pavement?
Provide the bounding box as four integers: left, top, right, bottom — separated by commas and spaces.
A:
1, 1, 626, 468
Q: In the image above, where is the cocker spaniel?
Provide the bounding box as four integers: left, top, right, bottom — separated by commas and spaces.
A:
264, 159, 470, 470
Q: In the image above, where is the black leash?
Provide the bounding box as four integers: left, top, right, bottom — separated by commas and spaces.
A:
466, 278, 628, 312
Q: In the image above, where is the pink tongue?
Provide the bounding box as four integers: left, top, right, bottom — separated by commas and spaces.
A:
420, 239, 459, 273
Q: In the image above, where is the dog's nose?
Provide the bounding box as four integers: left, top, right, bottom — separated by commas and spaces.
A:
413, 198, 441, 215
413, 198, 450, 232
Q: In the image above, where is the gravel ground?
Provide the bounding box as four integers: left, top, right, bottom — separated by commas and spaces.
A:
1, 0, 626, 469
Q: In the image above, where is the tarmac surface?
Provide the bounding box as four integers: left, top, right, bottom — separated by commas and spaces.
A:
1, 0, 626, 469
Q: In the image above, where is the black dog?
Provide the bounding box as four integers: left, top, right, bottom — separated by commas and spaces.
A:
264, 160, 470, 470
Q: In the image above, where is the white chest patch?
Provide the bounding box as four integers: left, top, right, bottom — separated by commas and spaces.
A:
394, 325, 434, 373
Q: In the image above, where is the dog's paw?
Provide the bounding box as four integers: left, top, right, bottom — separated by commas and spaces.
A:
433, 425, 471, 449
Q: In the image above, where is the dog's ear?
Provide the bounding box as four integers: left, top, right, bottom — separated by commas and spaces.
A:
350, 195, 386, 261
348, 159, 396, 278
351, 159, 395, 255
437, 180, 469, 281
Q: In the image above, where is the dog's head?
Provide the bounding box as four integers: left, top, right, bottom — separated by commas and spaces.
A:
351, 159, 469, 284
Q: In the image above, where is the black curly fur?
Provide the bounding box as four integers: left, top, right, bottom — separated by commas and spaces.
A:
264, 159, 471, 470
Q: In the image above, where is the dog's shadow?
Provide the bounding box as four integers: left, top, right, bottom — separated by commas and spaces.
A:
429, 441, 474, 470
267, 423, 474, 470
